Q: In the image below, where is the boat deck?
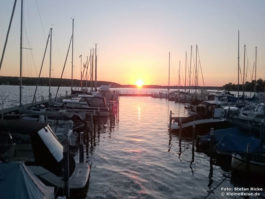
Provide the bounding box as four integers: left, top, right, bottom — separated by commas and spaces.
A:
29, 163, 90, 189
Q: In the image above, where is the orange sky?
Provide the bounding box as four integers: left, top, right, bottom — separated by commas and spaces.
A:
1, 1, 265, 87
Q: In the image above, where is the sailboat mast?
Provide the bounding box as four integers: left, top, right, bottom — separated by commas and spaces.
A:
184, 51, 187, 93
80, 54, 83, 89
0, 0, 17, 70
254, 46, 257, 93
95, 44, 97, 91
49, 27, 52, 102
168, 51, 170, 96
19, 0, 23, 106
189, 45, 192, 93
86, 55, 88, 89
178, 60, 181, 90
195, 45, 198, 95
237, 31, 240, 100
91, 49, 94, 92
71, 18, 74, 93
243, 44, 246, 99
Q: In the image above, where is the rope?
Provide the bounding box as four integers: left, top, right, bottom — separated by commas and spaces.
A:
197, 48, 205, 86
0, 0, 17, 70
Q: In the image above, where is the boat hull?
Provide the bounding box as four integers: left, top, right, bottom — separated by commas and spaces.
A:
231, 154, 265, 175
170, 118, 229, 137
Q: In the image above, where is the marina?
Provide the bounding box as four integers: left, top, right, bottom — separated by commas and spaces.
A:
1, 0, 265, 198
0, 86, 265, 198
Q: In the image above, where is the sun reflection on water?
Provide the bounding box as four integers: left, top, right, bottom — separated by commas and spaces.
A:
137, 104, 141, 120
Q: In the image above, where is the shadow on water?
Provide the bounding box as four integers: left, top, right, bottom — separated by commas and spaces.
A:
169, 127, 265, 199
82, 113, 118, 164
84, 97, 264, 198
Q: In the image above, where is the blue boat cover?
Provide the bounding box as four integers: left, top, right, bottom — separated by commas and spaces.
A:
0, 162, 54, 199
213, 127, 261, 154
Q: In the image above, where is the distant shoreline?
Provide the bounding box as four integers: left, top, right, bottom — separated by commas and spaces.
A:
1, 76, 265, 92
1, 76, 264, 92
0, 76, 222, 90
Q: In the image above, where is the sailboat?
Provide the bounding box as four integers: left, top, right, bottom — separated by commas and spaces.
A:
0, 1, 91, 198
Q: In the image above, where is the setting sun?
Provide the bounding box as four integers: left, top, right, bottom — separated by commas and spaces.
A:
136, 79, 144, 88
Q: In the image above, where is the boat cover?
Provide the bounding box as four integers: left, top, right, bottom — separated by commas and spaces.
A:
214, 127, 261, 154
0, 162, 54, 199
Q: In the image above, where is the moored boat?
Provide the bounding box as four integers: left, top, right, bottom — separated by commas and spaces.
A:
169, 100, 229, 135
231, 152, 265, 175
0, 119, 90, 197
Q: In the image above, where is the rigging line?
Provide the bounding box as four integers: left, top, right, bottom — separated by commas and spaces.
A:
0, 0, 17, 70
245, 57, 249, 82
197, 49, 205, 86
239, 66, 243, 83
251, 60, 255, 82
82, 55, 89, 83
87, 53, 92, 88
55, 35, 73, 99
83, 58, 87, 87
24, 19, 38, 76
245, 50, 249, 82
32, 32, 50, 104
33, 0, 46, 39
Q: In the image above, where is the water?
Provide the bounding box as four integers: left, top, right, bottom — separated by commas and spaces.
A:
0, 85, 71, 109
1, 86, 264, 198
86, 97, 247, 199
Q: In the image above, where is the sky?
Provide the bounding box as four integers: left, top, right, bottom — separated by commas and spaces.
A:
0, 0, 265, 86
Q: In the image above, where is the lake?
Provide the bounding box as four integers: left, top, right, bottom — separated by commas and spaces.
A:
86, 96, 264, 199
0, 85, 264, 198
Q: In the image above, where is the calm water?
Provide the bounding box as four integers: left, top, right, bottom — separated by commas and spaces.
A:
86, 97, 239, 199
0, 85, 71, 109
1, 86, 264, 198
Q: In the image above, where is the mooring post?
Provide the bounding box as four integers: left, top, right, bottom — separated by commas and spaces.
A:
79, 131, 84, 163
178, 117, 182, 135
210, 128, 214, 153
169, 110, 172, 130
179, 117, 183, 138
85, 121, 89, 159
192, 123, 196, 139
63, 131, 71, 198
90, 114, 95, 147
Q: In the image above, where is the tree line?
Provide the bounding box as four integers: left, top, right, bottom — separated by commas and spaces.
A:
0, 76, 120, 87
223, 79, 265, 92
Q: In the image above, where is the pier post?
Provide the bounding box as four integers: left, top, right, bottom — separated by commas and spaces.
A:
63, 131, 70, 198
79, 132, 84, 163
169, 111, 172, 130
90, 114, 94, 148
192, 124, 196, 139
179, 117, 182, 137
210, 128, 214, 153
85, 121, 89, 160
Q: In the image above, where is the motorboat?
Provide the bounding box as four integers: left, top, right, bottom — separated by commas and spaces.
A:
0, 120, 90, 195
232, 151, 265, 175
170, 101, 229, 135
0, 161, 55, 199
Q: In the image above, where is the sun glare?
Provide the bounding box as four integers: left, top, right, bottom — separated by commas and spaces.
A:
136, 79, 144, 88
